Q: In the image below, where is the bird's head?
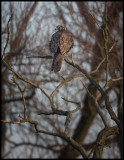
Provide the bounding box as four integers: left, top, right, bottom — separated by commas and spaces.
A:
55, 25, 66, 31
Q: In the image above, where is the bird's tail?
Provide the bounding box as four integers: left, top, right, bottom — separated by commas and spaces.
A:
51, 53, 65, 73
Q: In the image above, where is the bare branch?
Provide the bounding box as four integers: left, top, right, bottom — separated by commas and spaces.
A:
64, 57, 120, 126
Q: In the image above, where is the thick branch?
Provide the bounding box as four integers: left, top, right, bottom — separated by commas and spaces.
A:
64, 57, 120, 126
93, 126, 119, 158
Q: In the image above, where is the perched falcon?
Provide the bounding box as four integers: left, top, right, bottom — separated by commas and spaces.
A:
49, 25, 73, 73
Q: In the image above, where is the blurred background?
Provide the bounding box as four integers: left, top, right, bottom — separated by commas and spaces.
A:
1, 2, 123, 158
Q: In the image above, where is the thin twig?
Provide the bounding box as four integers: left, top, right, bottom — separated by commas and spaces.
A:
1, 120, 21, 124
90, 57, 105, 74
50, 74, 85, 102
2, 14, 13, 59
89, 12, 104, 34
80, 80, 109, 128
12, 73, 27, 119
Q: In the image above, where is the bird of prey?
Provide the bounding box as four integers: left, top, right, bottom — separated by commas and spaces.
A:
49, 25, 73, 73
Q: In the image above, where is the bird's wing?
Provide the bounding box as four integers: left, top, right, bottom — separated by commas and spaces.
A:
49, 32, 61, 53
59, 31, 73, 54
